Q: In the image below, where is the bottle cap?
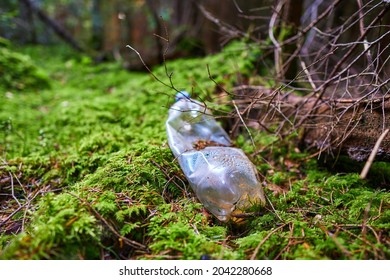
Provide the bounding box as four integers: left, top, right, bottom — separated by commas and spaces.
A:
175, 91, 190, 101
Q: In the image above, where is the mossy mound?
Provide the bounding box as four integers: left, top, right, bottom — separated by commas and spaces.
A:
0, 42, 389, 260
0, 45, 51, 91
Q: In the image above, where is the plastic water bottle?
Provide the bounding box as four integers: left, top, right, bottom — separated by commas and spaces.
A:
166, 92, 266, 222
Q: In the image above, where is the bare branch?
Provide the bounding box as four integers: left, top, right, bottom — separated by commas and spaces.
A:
360, 128, 390, 179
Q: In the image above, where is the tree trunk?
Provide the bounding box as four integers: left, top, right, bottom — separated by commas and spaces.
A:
280, 0, 304, 82
18, 0, 36, 43
18, 0, 84, 52
91, 0, 103, 50
145, 0, 164, 65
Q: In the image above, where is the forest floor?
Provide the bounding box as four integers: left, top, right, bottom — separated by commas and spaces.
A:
0, 43, 389, 259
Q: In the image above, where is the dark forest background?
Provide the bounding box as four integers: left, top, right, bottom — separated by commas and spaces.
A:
3, 0, 389, 72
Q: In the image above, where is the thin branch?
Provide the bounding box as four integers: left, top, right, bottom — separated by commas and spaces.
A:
300, 60, 317, 90
232, 100, 255, 149
268, 0, 285, 80
360, 128, 390, 179
9, 171, 21, 207
126, 45, 179, 93
250, 223, 288, 260
0, 205, 23, 228
197, 3, 247, 44
283, 0, 344, 46
67, 192, 149, 252
149, 159, 189, 200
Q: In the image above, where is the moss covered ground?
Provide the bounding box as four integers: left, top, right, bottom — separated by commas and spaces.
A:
0, 42, 389, 259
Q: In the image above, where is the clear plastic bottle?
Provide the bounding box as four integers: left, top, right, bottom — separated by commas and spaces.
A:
166, 92, 266, 222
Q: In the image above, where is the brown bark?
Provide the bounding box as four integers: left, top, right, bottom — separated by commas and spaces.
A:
232, 87, 390, 162
299, 97, 390, 162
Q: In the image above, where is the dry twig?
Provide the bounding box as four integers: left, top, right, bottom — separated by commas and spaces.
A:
67, 192, 149, 253
250, 223, 288, 260
360, 128, 390, 178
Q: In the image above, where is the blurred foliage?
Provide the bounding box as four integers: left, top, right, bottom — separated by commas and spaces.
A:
0, 42, 51, 91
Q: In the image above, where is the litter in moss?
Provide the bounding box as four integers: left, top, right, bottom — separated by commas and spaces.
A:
0, 43, 389, 260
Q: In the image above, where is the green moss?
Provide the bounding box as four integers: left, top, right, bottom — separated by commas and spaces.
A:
145, 202, 238, 260
0, 47, 50, 91
0, 37, 12, 48
0, 193, 101, 259
1, 42, 389, 260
